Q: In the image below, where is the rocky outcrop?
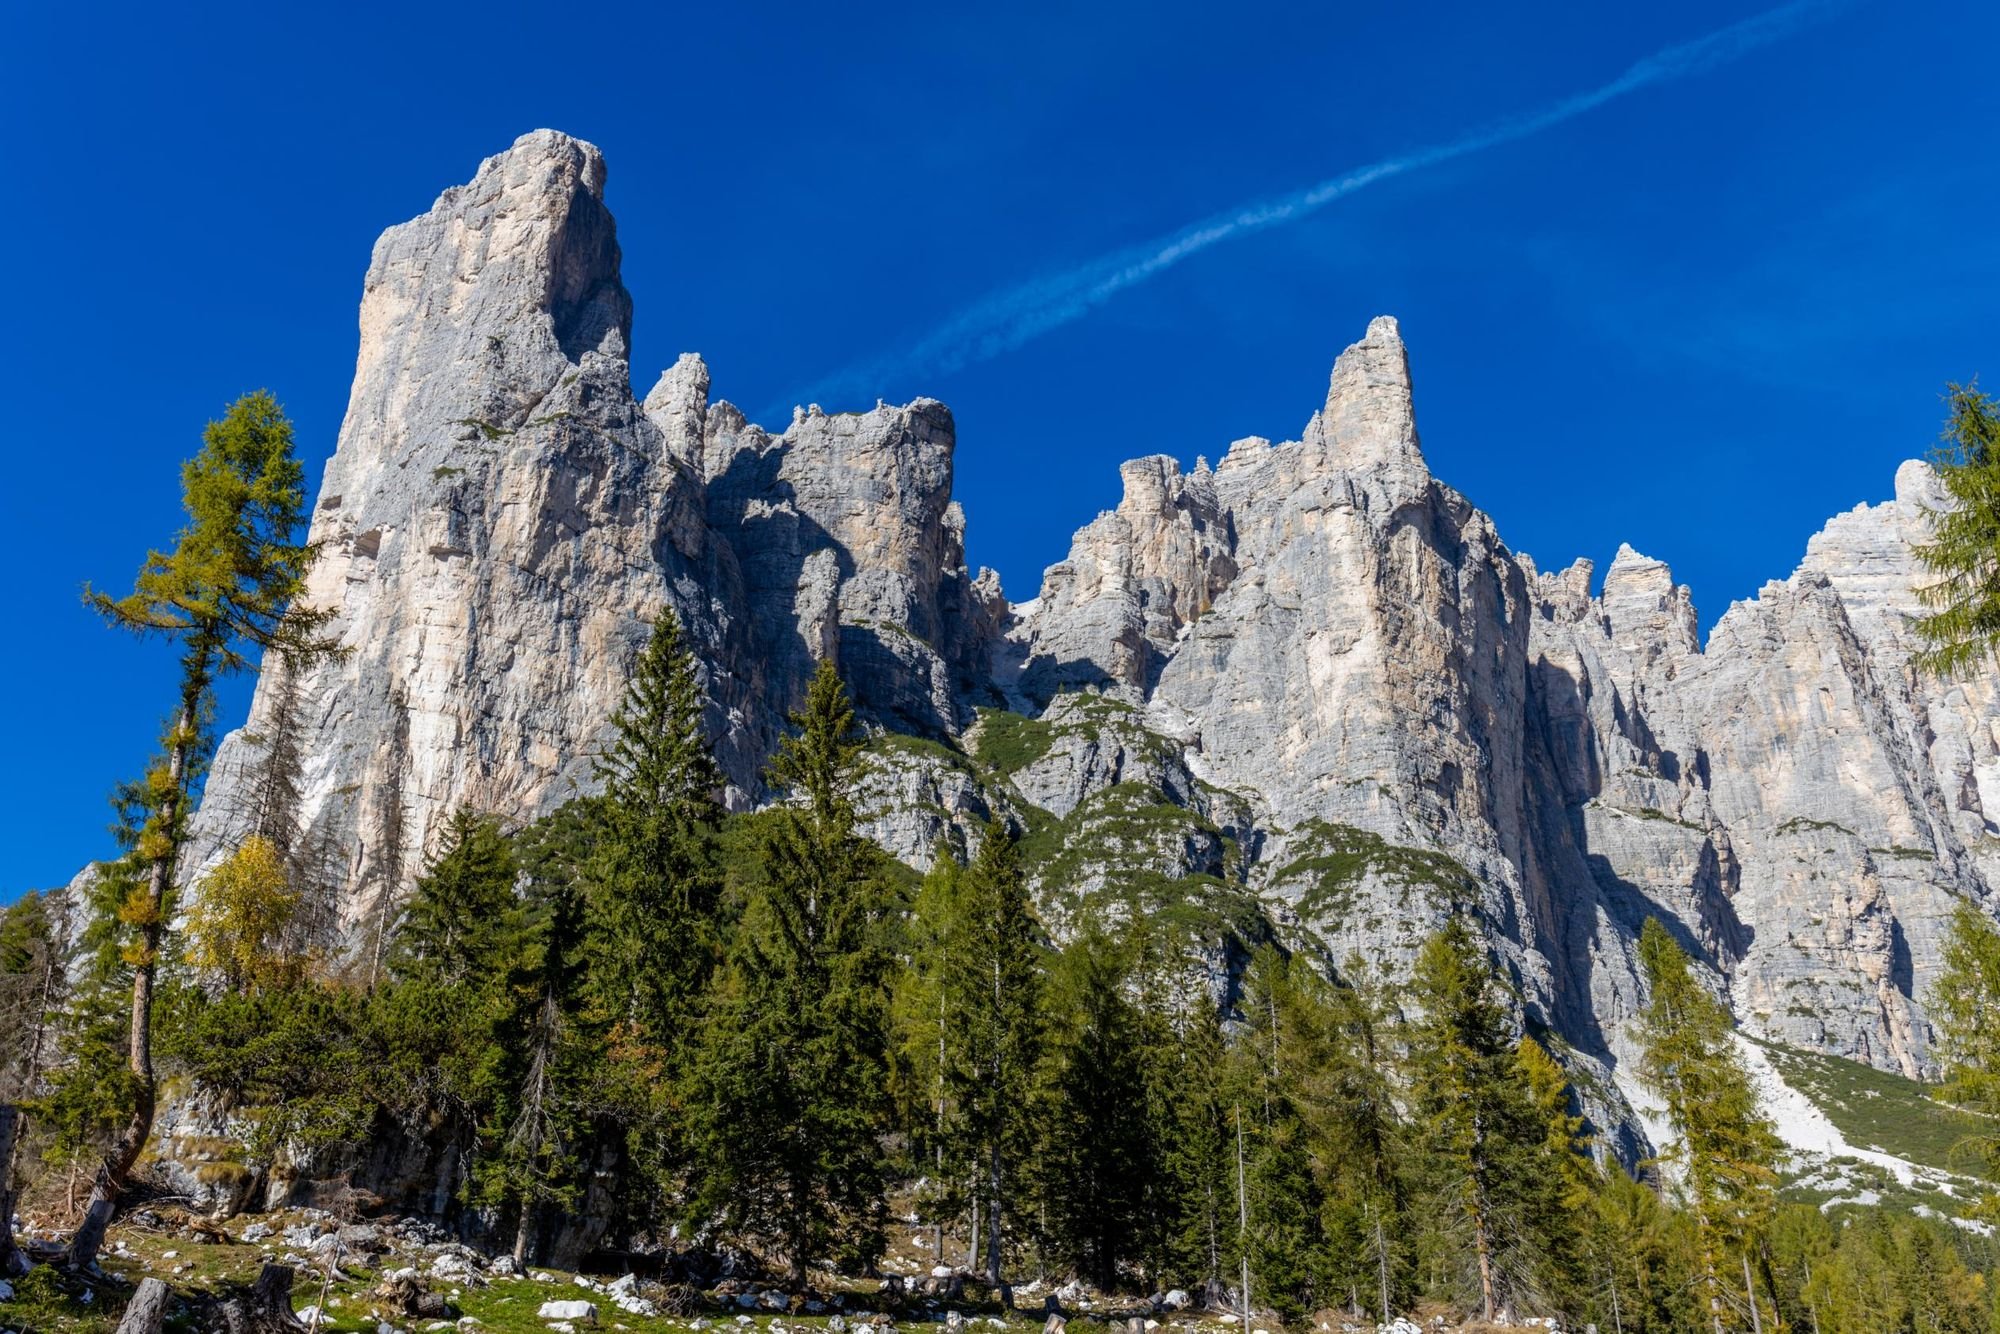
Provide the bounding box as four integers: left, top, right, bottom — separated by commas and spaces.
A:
183, 133, 2000, 1136
703, 396, 1004, 734
1521, 461, 1999, 1079
1013, 315, 1999, 1095
188, 132, 1005, 936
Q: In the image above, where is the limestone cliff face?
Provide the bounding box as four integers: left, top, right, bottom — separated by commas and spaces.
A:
188, 134, 1999, 1126
1522, 462, 2000, 1079
1011, 314, 2000, 1096
188, 132, 1001, 932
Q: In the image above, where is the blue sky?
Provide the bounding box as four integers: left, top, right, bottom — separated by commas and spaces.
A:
4, 0, 1994, 895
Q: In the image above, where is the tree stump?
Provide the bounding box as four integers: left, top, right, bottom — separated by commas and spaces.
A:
115, 1277, 174, 1334
0, 1106, 26, 1278
219, 1263, 307, 1333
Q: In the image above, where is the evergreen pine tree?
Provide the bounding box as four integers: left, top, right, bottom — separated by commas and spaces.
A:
1911, 382, 2000, 678
956, 825, 1043, 1292
380, 807, 555, 1241
392, 810, 523, 989
689, 660, 893, 1283
1405, 918, 1525, 1323
68, 391, 338, 1269
1317, 961, 1407, 1324
1634, 917, 1782, 1334
1510, 1034, 1595, 1314
585, 610, 723, 1052
1032, 926, 1152, 1290
576, 611, 725, 1215
1928, 900, 2000, 1183
1130, 939, 1229, 1296
891, 844, 973, 1265
1226, 948, 1328, 1320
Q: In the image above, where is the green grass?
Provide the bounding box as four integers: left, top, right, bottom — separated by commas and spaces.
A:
970, 696, 1166, 781
4, 1215, 1099, 1334
1755, 1039, 1980, 1175
1870, 845, 1936, 862
1, 1263, 117, 1333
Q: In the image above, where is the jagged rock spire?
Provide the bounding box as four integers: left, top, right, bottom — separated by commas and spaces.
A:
1305, 314, 1430, 501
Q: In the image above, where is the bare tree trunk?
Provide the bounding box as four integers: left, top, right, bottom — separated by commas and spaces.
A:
1373, 1208, 1390, 1326
985, 1138, 1005, 1299
0, 1106, 26, 1277
513, 1202, 536, 1270
1743, 1251, 1764, 1334
115, 1277, 174, 1334
1469, 1119, 1496, 1323
1234, 1107, 1250, 1330
966, 1190, 981, 1274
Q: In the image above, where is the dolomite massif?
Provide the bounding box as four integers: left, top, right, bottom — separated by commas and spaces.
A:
185, 129, 2000, 1146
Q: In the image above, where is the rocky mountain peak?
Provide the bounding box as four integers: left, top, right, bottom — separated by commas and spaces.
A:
1303, 313, 1429, 500
1601, 543, 1699, 658
643, 352, 711, 473
181, 135, 2000, 1139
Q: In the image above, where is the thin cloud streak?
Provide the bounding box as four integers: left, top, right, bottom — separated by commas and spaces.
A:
769, 0, 1848, 421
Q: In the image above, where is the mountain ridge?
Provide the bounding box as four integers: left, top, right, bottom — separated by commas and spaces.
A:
175, 128, 2000, 1149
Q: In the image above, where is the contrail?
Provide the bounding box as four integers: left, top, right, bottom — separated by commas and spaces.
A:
768, 0, 1847, 420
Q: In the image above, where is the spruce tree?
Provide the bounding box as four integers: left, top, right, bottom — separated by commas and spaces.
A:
891, 844, 973, 1265
381, 807, 552, 1239
574, 611, 725, 1214
1318, 962, 1407, 1324
956, 825, 1043, 1292
68, 390, 337, 1269
1928, 899, 2000, 1182
1226, 948, 1329, 1320
1032, 926, 1152, 1290
1130, 938, 1229, 1296
1634, 917, 1782, 1334
391, 810, 523, 989
1405, 918, 1525, 1323
585, 610, 723, 1050
689, 660, 893, 1283
1912, 382, 2000, 678
1510, 1034, 1595, 1313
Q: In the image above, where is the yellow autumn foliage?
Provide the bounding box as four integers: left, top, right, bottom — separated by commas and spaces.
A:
184, 835, 302, 993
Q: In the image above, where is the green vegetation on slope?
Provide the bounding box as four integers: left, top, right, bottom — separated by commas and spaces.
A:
1266, 817, 1472, 920
1756, 1040, 1977, 1176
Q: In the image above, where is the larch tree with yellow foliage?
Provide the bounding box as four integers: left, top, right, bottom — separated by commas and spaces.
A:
183, 836, 304, 995
1634, 918, 1782, 1334
66, 391, 338, 1271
